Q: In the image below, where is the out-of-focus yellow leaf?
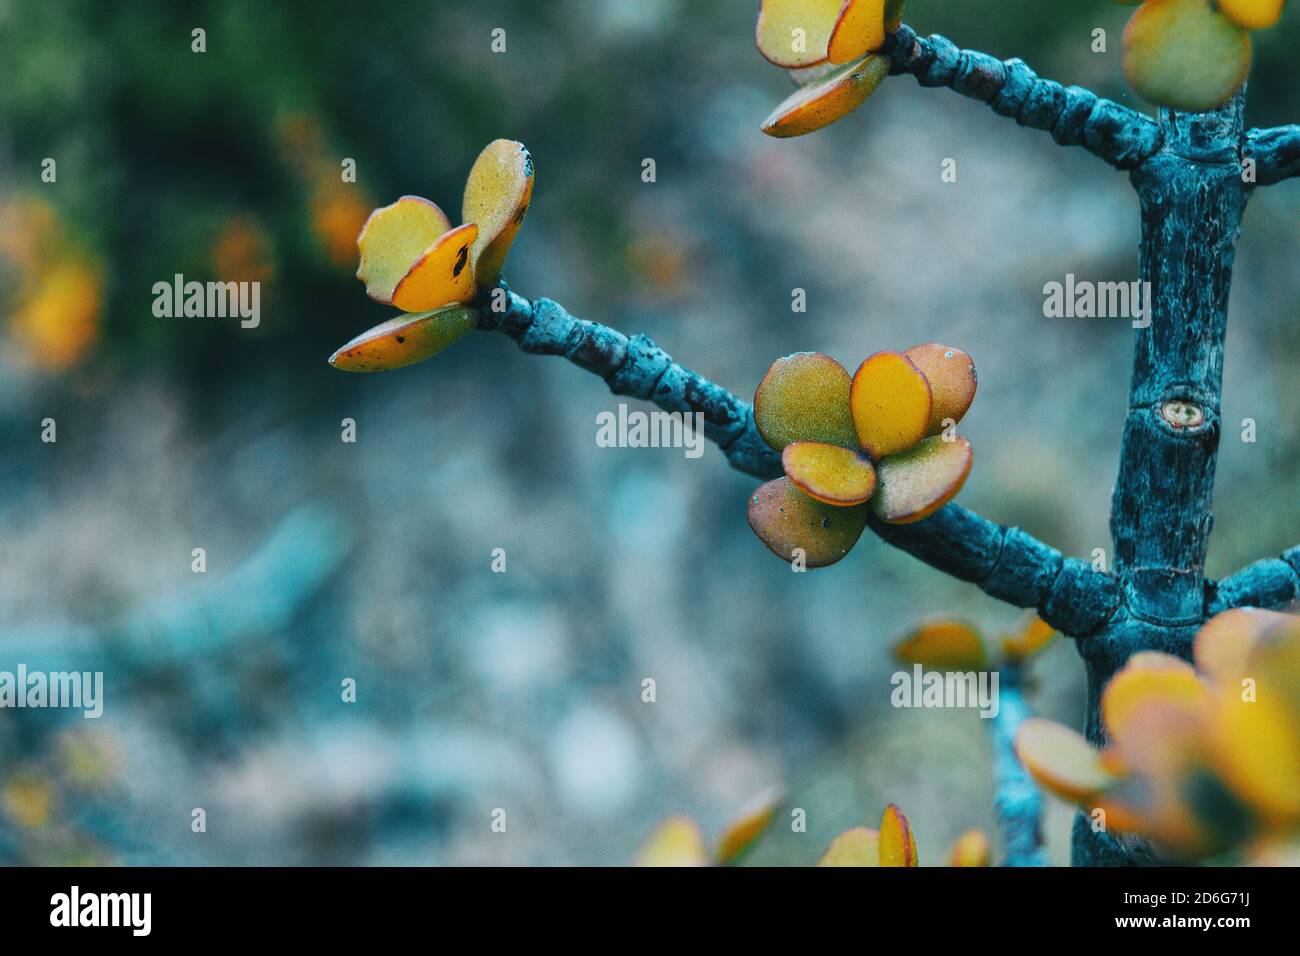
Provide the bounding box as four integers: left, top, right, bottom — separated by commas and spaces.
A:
1015, 718, 1116, 803
817, 826, 879, 866
635, 815, 709, 867
948, 828, 991, 866
894, 619, 987, 671
716, 788, 783, 864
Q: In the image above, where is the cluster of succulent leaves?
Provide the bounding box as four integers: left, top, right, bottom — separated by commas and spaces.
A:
1016, 608, 1300, 861
328, 139, 535, 372
755, 0, 904, 137
748, 345, 977, 568
636, 794, 990, 867
894, 614, 1058, 672
1121, 0, 1284, 111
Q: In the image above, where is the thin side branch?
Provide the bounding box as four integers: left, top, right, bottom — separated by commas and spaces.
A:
1206, 545, 1300, 614
1246, 125, 1300, 185
990, 667, 1047, 866
884, 25, 1161, 170
475, 287, 1120, 636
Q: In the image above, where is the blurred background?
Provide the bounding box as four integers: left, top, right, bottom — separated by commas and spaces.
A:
0, 0, 1297, 865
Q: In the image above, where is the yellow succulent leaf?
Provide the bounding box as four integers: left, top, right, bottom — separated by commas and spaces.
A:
716, 788, 783, 864
1000, 616, 1057, 663
754, 352, 858, 452
948, 828, 991, 867
827, 0, 890, 64
817, 827, 880, 866
871, 435, 973, 524
1195, 607, 1300, 686
356, 195, 452, 304
756, 0, 843, 68
1015, 717, 1117, 803
1102, 652, 1210, 746
878, 803, 918, 866
390, 222, 479, 312
903, 342, 977, 436
781, 440, 877, 506
328, 304, 477, 372
747, 477, 871, 567
849, 350, 933, 460
635, 815, 709, 867
462, 139, 534, 287
894, 619, 987, 671
1122, 0, 1252, 112
761, 53, 890, 138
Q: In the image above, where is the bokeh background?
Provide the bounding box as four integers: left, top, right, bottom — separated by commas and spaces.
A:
1, 0, 1297, 865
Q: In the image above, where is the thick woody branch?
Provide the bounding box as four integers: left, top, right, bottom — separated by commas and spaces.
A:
1246, 125, 1300, 185
475, 287, 1119, 636
1206, 545, 1300, 614
884, 25, 1161, 170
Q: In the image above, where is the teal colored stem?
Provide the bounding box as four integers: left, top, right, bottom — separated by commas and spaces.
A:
469, 26, 1300, 868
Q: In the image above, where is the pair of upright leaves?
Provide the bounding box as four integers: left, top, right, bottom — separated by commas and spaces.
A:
755, 0, 905, 137
1015, 608, 1300, 859
747, 344, 977, 568
1122, 0, 1285, 112
329, 139, 534, 372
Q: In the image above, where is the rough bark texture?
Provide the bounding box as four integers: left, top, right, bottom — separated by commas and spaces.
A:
465, 27, 1299, 866
1072, 95, 1252, 866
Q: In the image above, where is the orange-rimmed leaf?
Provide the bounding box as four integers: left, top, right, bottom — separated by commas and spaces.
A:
1102, 652, 1210, 745
356, 196, 452, 304
849, 350, 932, 460
1122, 0, 1251, 112
827, 0, 889, 65
761, 53, 889, 138
754, 352, 857, 451
635, 816, 709, 867
747, 477, 870, 568
817, 827, 879, 866
871, 435, 972, 524
894, 619, 987, 671
756, 0, 842, 68
878, 804, 917, 866
782, 440, 877, 506
904, 342, 977, 436
1000, 616, 1057, 663
390, 222, 479, 312
948, 828, 991, 867
1015, 718, 1116, 803
1194, 608, 1300, 686
328, 304, 476, 373
716, 788, 783, 865
462, 138, 534, 287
